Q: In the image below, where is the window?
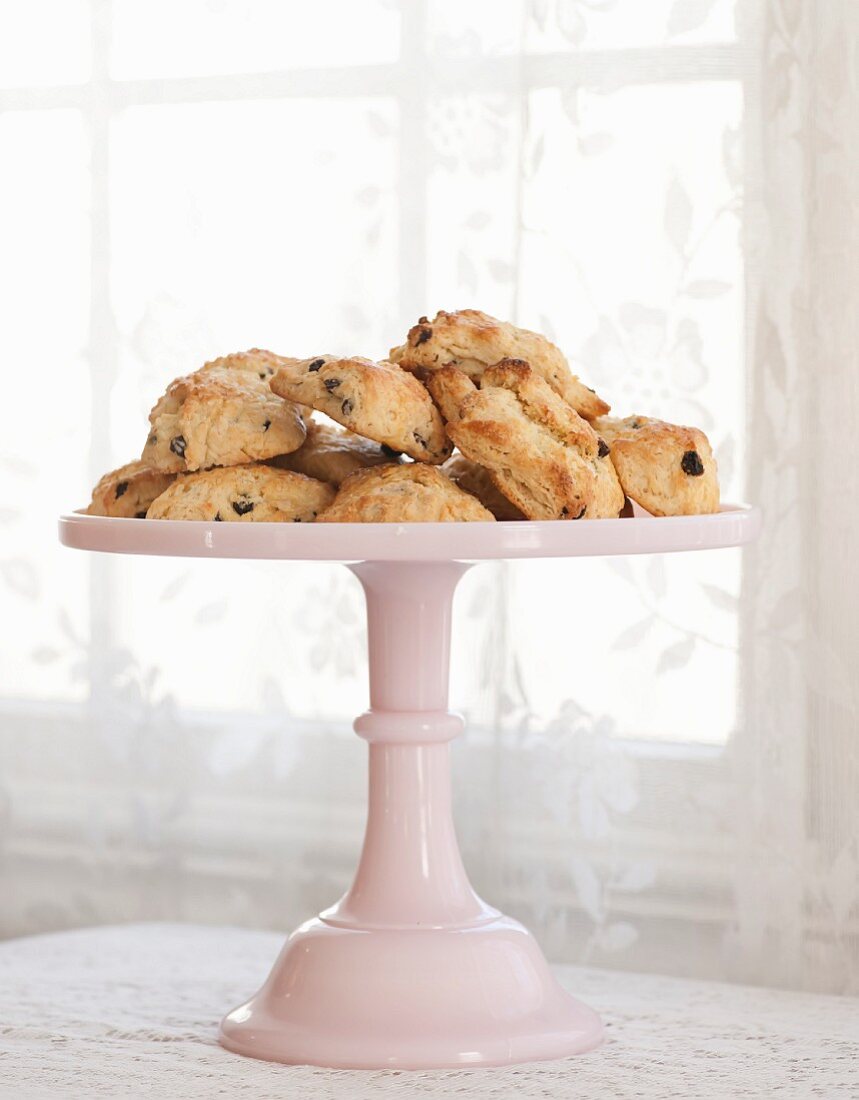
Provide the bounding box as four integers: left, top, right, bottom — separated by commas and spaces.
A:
0, 0, 757, 975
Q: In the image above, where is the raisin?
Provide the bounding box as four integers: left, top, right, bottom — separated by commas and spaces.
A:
259, 371, 266, 380
293, 517, 302, 522
262, 419, 271, 431
681, 450, 705, 476
414, 326, 432, 345
630, 420, 641, 430
308, 359, 325, 372
232, 499, 254, 516
324, 378, 341, 391
134, 510, 147, 519
341, 398, 354, 416
115, 480, 129, 498
575, 506, 586, 519
170, 435, 186, 457
561, 506, 569, 516
380, 444, 402, 458
413, 431, 428, 448
147, 434, 156, 446
214, 512, 223, 521
418, 315, 428, 324
597, 439, 609, 458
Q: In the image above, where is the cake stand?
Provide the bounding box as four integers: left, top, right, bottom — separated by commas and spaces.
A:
59, 504, 760, 1070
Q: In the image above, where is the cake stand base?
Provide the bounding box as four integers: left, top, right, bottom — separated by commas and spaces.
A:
219, 914, 602, 1069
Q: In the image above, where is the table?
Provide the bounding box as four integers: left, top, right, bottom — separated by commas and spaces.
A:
1, 923, 856, 1098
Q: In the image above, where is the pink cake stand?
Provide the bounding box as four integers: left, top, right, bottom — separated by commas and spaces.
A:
59, 505, 760, 1070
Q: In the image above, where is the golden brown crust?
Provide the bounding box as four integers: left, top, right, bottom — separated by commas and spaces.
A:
146, 464, 334, 522
269, 356, 451, 463
589, 438, 627, 519
201, 348, 286, 380
390, 309, 609, 420
441, 454, 525, 521
591, 415, 719, 516
142, 366, 306, 473
316, 462, 495, 523
426, 360, 599, 520
269, 418, 399, 486
481, 359, 599, 459
85, 460, 176, 518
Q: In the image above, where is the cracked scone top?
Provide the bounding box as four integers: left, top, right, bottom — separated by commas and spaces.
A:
269, 355, 451, 464
85, 460, 176, 519
427, 359, 601, 521
591, 415, 719, 516
146, 464, 335, 522
142, 366, 306, 473
390, 308, 610, 421
316, 462, 495, 523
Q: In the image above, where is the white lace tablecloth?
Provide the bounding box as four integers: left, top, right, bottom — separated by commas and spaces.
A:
1, 923, 856, 1099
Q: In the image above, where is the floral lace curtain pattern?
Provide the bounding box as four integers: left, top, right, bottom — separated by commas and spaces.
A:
0, 0, 856, 994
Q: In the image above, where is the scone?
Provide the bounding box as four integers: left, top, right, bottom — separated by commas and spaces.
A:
201, 348, 285, 381
85, 460, 176, 518
443, 441, 623, 520
390, 309, 609, 421
316, 462, 495, 523
142, 365, 306, 473
441, 454, 525, 521
589, 436, 626, 519
270, 418, 400, 486
427, 359, 599, 520
146, 464, 335, 522
269, 355, 451, 463
591, 415, 719, 516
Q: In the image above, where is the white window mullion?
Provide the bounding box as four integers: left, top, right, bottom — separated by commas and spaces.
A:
86, 0, 119, 711
0, 45, 746, 116
396, 0, 429, 324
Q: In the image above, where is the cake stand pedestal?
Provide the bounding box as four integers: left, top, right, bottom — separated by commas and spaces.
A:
59, 505, 760, 1070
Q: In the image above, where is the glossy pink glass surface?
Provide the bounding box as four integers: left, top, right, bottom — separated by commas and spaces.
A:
58, 503, 760, 562
219, 558, 604, 1067
59, 506, 760, 1069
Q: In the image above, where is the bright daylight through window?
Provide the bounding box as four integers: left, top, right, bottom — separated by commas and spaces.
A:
1, 0, 743, 750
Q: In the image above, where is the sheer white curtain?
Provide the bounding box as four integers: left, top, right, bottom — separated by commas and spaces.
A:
735, 0, 859, 992
0, 0, 856, 993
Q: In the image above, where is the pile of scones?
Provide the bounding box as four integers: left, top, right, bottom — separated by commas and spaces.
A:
85, 309, 720, 524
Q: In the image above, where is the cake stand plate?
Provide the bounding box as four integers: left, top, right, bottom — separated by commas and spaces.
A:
59, 505, 760, 1070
